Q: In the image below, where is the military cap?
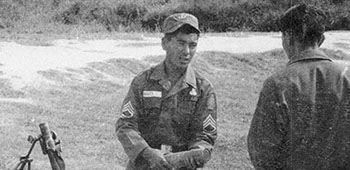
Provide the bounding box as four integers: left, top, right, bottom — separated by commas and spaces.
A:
161, 13, 200, 33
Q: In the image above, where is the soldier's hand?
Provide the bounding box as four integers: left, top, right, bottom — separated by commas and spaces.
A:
164, 148, 211, 169
141, 147, 172, 170
191, 148, 211, 167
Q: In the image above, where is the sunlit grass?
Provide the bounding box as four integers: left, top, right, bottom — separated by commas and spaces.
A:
0, 46, 349, 169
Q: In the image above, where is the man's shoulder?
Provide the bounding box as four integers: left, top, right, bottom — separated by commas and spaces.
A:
267, 59, 350, 82
193, 69, 215, 89
131, 67, 154, 84
330, 60, 350, 72
287, 58, 347, 75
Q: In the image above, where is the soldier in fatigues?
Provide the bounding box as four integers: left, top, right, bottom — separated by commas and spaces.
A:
116, 13, 217, 170
248, 4, 350, 170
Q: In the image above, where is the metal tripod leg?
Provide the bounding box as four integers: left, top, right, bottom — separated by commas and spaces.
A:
13, 157, 33, 170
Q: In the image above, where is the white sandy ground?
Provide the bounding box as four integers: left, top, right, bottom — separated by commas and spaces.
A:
1, 31, 350, 91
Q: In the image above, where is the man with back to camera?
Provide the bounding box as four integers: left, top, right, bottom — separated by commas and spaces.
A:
115, 13, 217, 170
248, 3, 350, 170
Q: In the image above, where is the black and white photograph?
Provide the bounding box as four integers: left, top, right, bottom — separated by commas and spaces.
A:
1, 0, 350, 169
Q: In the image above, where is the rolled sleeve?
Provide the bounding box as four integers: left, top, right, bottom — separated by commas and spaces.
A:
188, 84, 217, 151
116, 77, 150, 162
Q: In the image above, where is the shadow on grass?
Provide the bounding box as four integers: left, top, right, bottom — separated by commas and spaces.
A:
0, 63, 26, 99
0, 78, 26, 98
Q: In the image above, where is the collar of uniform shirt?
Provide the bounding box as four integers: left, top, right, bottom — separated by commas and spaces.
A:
150, 62, 197, 89
287, 49, 332, 66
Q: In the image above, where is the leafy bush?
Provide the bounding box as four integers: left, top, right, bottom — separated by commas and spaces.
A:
54, 2, 86, 25
140, 0, 350, 32
54, 1, 148, 31
1, 0, 350, 32
324, 2, 350, 30
0, 0, 21, 28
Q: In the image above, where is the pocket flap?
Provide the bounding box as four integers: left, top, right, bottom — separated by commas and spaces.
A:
143, 97, 162, 109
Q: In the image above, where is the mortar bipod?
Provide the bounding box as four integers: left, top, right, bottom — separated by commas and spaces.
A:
13, 128, 63, 170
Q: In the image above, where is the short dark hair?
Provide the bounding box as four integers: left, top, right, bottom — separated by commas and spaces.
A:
279, 3, 326, 45
164, 24, 200, 40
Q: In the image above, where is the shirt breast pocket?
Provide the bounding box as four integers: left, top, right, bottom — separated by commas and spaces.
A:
173, 96, 198, 132
178, 96, 198, 115
142, 97, 162, 117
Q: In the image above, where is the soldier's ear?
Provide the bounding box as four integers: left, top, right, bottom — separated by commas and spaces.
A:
161, 37, 167, 50
284, 31, 296, 47
318, 34, 325, 47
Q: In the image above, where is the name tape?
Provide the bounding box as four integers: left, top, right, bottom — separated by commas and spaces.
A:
143, 91, 162, 98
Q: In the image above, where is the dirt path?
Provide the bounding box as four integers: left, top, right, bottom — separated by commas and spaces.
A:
1, 31, 350, 90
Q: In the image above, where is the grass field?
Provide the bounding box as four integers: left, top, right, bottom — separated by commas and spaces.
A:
1, 34, 350, 170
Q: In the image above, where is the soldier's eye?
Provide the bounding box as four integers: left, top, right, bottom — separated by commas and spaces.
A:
177, 41, 185, 45
189, 43, 197, 48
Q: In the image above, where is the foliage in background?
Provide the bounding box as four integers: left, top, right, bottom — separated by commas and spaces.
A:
1, 0, 350, 33
0, 0, 20, 28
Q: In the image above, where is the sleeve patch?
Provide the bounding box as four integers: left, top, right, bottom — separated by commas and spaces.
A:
207, 93, 216, 110
121, 101, 135, 118
203, 114, 216, 133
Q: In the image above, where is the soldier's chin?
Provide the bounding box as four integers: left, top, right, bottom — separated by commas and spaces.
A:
178, 63, 189, 69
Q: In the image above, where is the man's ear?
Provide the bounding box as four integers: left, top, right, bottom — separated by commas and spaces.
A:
282, 31, 291, 47
161, 37, 167, 50
318, 34, 325, 47
285, 31, 296, 46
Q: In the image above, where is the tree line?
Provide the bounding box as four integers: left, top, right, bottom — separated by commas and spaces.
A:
1, 0, 349, 32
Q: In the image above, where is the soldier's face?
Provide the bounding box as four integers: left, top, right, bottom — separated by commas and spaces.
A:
162, 32, 198, 70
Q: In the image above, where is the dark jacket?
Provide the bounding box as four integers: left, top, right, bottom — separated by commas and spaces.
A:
248, 49, 350, 170
116, 62, 217, 170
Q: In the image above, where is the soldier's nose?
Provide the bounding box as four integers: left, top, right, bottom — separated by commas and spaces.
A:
183, 45, 190, 55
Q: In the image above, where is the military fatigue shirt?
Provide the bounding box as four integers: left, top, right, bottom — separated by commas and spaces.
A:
116, 62, 217, 169
248, 49, 350, 170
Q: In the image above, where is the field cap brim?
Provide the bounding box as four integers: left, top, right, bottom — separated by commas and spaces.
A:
162, 13, 200, 33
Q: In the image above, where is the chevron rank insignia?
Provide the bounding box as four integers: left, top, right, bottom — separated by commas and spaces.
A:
121, 101, 135, 118
203, 115, 216, 133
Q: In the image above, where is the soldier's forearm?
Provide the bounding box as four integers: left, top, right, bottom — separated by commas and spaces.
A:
164, 149, 211, 169
117, 129, 150, 161
189, 139, 215, 151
